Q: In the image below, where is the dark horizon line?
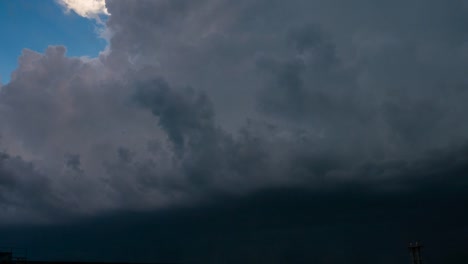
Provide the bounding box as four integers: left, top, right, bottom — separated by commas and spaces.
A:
11, 261, 180, 264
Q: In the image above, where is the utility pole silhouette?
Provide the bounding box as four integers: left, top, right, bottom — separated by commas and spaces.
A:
408, 242, 423, 264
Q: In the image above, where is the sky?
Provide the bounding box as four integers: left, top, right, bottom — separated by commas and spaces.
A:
0, 0, 106, 83
0, 0, 468, 263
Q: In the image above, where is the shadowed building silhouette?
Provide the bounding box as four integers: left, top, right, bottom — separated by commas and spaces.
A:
0, 249, 176, 264
0, 248, 27, 264
0, 252, 12, 264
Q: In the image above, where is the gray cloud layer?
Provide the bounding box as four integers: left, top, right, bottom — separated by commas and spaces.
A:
1, 0, 468, 222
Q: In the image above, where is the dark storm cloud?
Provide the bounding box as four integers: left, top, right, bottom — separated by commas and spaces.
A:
103, 0, 468, 165
65, 154, 83, 174
0, 46, 170, 215
1, 144, 467, 263
255, 24, 353, 121
135, 78, 217, 153
0, 150, 60, 223
0, 0, 467, 238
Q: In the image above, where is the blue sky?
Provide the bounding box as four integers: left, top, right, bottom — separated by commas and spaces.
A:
0, 0, 106, 84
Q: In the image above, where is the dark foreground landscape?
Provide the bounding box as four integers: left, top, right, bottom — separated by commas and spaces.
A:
1, 182, 467, 263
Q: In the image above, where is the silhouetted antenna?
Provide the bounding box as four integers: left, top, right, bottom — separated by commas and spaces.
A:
408, 241, 423, 264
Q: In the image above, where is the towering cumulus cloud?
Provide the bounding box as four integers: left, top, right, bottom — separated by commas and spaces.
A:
1, 0, 468, 226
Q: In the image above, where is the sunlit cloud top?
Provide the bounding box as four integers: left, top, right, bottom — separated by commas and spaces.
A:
57, 0, 109, 19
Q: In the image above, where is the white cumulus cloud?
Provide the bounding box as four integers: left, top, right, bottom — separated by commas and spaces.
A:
57, 0, 109, 19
